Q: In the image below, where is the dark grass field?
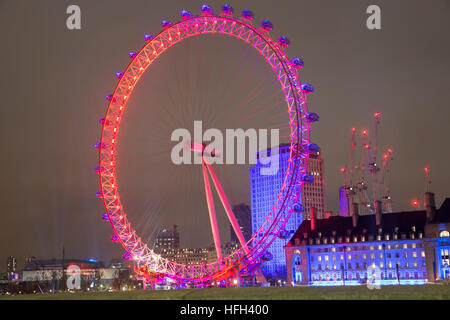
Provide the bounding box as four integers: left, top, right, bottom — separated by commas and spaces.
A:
1, 284, 450, 300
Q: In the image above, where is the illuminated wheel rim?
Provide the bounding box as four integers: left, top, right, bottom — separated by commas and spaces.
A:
97, 8, 311, 283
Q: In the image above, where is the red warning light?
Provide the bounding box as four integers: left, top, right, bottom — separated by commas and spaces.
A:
411, 200, 420, 207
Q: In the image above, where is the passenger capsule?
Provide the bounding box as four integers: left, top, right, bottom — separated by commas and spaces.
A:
261, 20, 273, 31
123, 252, 132, 260
278, 36, 290, 48
180, 10, 193, 19
302, 174, 314, 184
161, 20, 172, 28
200, 4, 213, 14
94, 142, 105, 149
102, 212, 110, 221
278, 230, 291, 239
292, 203, 305, 213
306, 143, 320, 153
94, 166, 104, 174
300, 83, 314, 94
96, 190, 103, 198
241, 10, 255, 20
291, 58, 304, 69
144, 34, 153, 42
98, 118, 110, 126
261, 252, 273, 261
105, 94, 113, 101
111, 234, 119, 242
115, 72, 123, 79
128, 51, 137, 59
222, 4, 234, 15
306, 112, 320, 122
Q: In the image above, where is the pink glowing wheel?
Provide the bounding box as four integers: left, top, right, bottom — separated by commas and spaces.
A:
96, 5, 314, 284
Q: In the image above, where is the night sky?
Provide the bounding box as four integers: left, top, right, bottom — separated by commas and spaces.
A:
0, 0, 449, 272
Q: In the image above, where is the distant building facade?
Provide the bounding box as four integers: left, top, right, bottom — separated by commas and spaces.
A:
302, 152, 326, 219
6, 256, 16, 280
250, 144, 326, 280
19, 258, 139, 292
154, 225, 180, 255
231, 204, 252, 244
285, 193, 450, 286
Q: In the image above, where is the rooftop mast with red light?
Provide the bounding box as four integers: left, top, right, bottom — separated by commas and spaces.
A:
357, 129, 370, 214
381, 148, 393, 212
368, 111, 381, 206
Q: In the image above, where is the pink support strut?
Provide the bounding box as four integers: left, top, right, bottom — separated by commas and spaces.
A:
202, 159, 223, 261
203, 156, 249, 254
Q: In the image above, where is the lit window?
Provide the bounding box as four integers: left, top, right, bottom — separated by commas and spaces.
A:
439, 230, 450, 238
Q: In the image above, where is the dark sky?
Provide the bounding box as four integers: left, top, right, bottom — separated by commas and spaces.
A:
0, 0, 449, 272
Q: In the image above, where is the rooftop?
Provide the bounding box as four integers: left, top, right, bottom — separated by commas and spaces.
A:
287, 197, 450, 246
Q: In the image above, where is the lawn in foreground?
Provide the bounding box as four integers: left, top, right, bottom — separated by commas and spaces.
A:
2, 284, 450, 300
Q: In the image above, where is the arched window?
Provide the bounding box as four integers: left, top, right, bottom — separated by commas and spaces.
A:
439, 230, 450, 238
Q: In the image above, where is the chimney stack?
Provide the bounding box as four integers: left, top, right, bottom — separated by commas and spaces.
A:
310, 207, 317, 231
425, 192, 436, 222
352, 203, 359, 228
375, 200, 382, 226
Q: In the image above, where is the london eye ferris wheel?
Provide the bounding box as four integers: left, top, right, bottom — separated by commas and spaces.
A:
95, 4, 319, 286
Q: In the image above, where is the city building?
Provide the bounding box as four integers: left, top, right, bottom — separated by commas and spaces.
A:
19, 258, 138, 292
173, 248, 210, 265
155, 241, 240, 266
250, 144, 326, 280
339, 186, 351, 217
206, 241, 240, 263
302, 151, 327, 219
285, 192, 450, 286
6, 256, 17, 280
231, 204, 252, 244
154, 225, 180, 255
